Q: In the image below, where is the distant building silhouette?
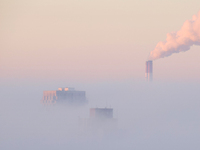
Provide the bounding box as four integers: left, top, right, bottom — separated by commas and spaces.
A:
41, 87, 87, 105
90, 108, 113, 119
79, 108, 117, 132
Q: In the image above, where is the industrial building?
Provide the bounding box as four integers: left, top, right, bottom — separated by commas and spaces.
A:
41, 87, 87, 105
90, 108, 113, 119
79, 108, 117, 131
86, 108, 117, 130
145, 60, 153, 81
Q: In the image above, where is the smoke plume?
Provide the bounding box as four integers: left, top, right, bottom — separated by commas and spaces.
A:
149, 11, 200, 60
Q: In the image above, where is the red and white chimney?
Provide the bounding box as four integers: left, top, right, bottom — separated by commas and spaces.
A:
145, 60, 153, 81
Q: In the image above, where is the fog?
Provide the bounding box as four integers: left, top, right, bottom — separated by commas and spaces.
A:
1, 79, 200, 150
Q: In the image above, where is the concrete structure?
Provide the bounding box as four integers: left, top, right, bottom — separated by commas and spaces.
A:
86, 108, 117, 130
145, 60, 153, 81
90, 108, 113, 119
41, 87, 87, 105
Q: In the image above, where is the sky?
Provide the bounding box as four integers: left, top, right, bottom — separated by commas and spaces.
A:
1, 0, 200, 82
1, 1, 200, 150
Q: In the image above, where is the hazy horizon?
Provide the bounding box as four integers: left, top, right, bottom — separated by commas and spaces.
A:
1, 0, 200, 149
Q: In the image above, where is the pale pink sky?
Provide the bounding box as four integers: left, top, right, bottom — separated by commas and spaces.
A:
1, 0, 200, 82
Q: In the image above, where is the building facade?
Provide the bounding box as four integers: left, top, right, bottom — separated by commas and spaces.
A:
41, 87, 87, 105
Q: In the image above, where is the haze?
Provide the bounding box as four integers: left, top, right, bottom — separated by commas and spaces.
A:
1, 0, 200, 149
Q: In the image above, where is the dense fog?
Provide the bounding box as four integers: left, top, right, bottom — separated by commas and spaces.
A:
1, 79, 200, 150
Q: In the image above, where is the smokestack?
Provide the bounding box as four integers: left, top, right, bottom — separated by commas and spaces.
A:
145, 60, 153, 81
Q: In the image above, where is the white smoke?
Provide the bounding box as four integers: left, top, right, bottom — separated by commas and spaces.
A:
149, 11, 200, 60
